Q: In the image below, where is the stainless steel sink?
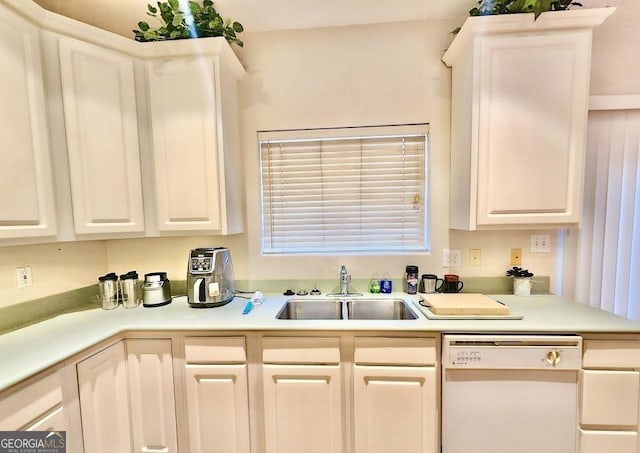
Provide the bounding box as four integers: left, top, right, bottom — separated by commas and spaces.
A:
346, 298, 417, 320
276, 298, 418, 320
276, 299, 343, 320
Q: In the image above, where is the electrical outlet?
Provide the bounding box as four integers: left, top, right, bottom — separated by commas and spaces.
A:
16, 266, 33, 288
469, 249, 481, 267
530, 234, 551, 252
510, 248, 522, 266
443, 249, 461, 267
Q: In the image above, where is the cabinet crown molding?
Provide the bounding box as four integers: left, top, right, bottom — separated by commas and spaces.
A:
1, 0, 245, 78
443, 7, 616, 67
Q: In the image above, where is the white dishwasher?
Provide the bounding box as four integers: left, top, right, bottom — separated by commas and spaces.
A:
442, 334, 582, 453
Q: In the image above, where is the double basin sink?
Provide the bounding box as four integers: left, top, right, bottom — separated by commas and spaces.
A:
276, 297, 418, 321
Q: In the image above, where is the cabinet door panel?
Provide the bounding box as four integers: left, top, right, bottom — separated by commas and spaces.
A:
184, 364, 250, 453
353, 366, 437, 453
263, 364, 342, 453
0, 6, 56, 238
579, 429, 637, 453
77, 342, 132, 453
476, 31, 590, 226
58, 36, 144, 234
126, 339, 178, 453
580, 369, 640, 428
147, 58, 221, 231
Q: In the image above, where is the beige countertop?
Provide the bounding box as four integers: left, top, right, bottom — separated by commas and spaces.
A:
1, 293, 639, 392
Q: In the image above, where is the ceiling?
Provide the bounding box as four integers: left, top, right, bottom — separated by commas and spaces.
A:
33, 0, 478, 37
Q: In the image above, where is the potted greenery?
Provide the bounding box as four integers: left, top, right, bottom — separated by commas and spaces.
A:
453, 0, 583, 33
133, 0, 244, 47
468, 0, 582, 18
506, 266, 534, 296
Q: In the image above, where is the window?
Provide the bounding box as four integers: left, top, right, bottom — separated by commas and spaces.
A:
259, 125, 429, 254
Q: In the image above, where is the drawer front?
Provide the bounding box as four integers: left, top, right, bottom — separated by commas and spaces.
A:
0, 371, 63, 430
354, 337, 437, 366
185, 336, 246, 363
579, 429, 638, 453
580, 370, 640, 428
583, 340, 640, 369
262, 337, 340, 364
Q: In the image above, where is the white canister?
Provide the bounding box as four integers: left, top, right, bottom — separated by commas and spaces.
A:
513, 277, 532, 297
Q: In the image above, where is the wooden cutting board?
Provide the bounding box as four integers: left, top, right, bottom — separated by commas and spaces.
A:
420, 293, 509, 315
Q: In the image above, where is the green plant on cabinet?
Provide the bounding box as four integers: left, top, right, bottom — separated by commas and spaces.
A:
133, 0, 244, 47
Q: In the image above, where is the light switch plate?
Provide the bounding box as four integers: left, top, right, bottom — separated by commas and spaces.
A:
16, 266, 33, 288
443, 249, 461, 267
530, 234, 551, 253
469, 249, 481, 267
510, 248, 522, 266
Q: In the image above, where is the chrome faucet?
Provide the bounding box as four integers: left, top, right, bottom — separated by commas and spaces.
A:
340, 265, 351, 296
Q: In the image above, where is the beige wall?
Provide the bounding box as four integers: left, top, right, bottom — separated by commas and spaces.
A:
3, 2, 638, 307
585, 0, 640, 94
0, 241, 107, 308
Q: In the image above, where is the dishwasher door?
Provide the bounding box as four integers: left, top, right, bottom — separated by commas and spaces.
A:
442, 334, 582, 453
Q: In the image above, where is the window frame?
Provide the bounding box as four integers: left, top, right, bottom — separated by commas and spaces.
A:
258, 124, 430, 256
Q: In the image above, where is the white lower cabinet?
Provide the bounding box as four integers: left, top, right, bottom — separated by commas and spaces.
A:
353, 337, 438, 453
78, 339, 179, 453
126, 339, 178, 453
261, 336, 439, 453
580, 339, 640, 452
0, 366, 83, 451
353, 366, 436, 453
579, 429, 638, 453
580, 370, 640, 428
263, 364, 343, 453
183, 337, 250, 453
262, 337, 343, 453
0, 370, 68, 432
77, 341, 132, 453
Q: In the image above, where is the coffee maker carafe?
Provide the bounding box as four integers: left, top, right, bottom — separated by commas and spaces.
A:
187, 247, 235, 307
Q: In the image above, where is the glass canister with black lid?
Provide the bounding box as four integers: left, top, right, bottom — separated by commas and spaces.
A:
405, 265, 419, 294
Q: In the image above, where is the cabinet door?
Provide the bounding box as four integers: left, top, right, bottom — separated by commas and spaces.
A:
77, 341, 132, 453
184, 364, 250, 453
580, 369, 640, 428
263, 364, 343, 453
146, 57, 222, 232
353, 365, 437, 453
475, 31, 590, 226
0, 5, 56, 239
58, 36, 144, 234
126, 339, 178, 453
579, 429, 638, 453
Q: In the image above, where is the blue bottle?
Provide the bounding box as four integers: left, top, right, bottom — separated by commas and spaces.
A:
380, 272, 392, 294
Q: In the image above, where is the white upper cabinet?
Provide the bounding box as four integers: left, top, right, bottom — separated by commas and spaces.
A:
58, 36, 145, 234
443, 9, 615, 230
0, 5, 56, 239
143, 40, 245, 235
0, 0, 246, 244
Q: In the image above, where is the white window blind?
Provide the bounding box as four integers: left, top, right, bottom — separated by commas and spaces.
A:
259, 125, 428, 254
576, 109, 640, 320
